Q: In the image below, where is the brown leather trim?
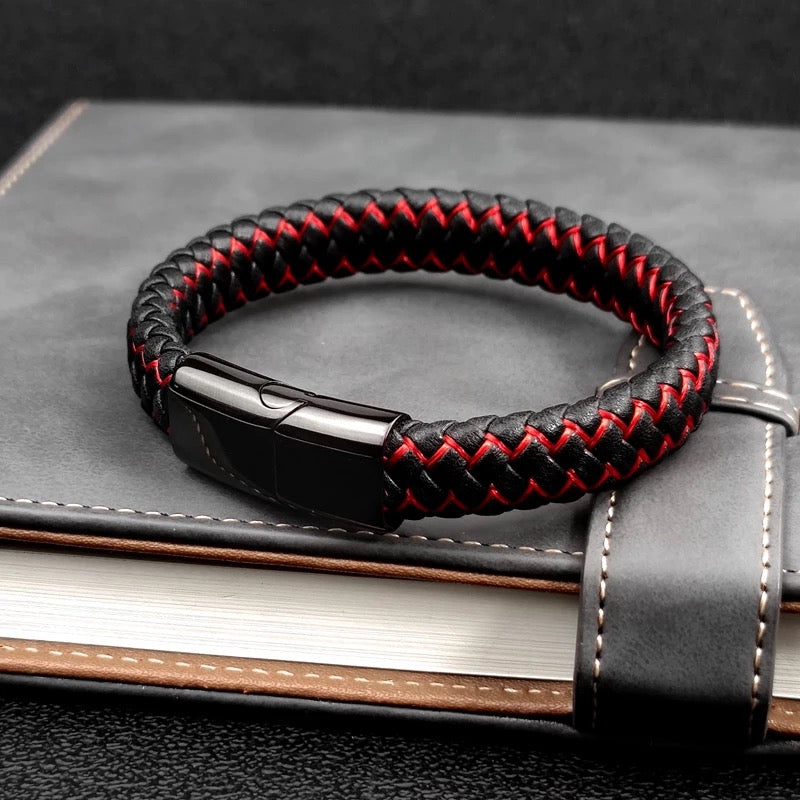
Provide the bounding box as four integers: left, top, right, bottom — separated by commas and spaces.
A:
3, 636, 800, 735
0, 526, 578, 594
768, 698, 800, 736
0, 637, 572, 717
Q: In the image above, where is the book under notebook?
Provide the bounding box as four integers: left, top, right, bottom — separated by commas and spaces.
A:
2, 545, 800, 700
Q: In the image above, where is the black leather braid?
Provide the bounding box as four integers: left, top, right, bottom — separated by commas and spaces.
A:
128, 188, 719, 520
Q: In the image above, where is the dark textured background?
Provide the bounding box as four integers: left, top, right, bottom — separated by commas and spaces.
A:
3, 0, 800, 165
2, 691, 800, 800
4, 1, 800, 796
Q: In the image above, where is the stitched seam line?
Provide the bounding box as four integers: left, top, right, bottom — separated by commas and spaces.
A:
718, 287, 776, 737
0, 100, 88, 199
714, 286, 800, 577
0, 496, 584, 556
695, 287, 777, 736
0, 643, 565, 697
591, 490, 616, 730
590, 335, 642, 729
750, 421, 775, 736
714, 288, 776, 385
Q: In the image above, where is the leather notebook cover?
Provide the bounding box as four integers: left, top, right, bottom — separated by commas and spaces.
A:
1, 100, 799, 746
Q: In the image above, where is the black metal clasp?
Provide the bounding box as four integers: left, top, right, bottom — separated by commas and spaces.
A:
167, 353, 407, 530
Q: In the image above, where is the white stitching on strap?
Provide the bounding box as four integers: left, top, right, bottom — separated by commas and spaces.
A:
750, 421, 775, 736
590, 334, 643, 729
713, 286, 778, 737
711, 287, 776, 385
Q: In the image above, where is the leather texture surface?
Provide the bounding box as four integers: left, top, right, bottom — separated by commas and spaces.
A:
574, 290, 787, 747
1, 101, 800, 594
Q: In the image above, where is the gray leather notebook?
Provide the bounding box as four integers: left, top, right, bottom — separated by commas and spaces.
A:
1, 100, 799, 747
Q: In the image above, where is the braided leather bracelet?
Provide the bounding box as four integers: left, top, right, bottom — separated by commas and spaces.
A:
127, 188, 719, 529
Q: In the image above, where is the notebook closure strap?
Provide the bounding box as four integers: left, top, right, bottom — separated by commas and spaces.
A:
573, 288, 791, 747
